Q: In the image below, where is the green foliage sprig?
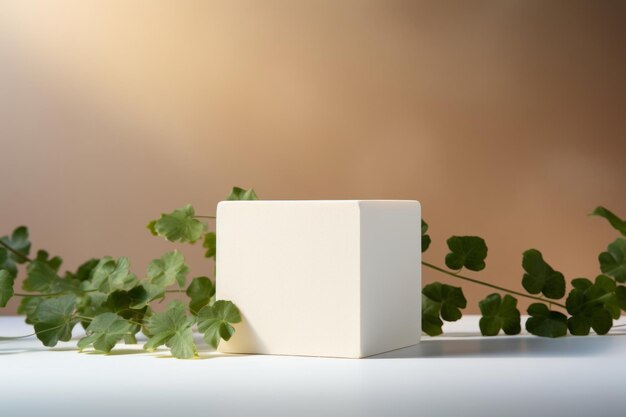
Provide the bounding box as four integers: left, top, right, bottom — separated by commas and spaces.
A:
0, 187, 257, 358
2, 186, 626, 359
421, 206, 626, 337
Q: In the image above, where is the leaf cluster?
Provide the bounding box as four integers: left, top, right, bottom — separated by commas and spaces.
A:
3, 187, 625, 354
422, 205, 626, 338
0, 186, 257, 358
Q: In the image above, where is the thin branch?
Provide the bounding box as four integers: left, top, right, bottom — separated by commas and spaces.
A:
422, 261, 567, 309
0, 240, 32, 263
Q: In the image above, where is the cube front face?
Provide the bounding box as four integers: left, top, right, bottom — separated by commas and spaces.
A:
217, 200, 421, 358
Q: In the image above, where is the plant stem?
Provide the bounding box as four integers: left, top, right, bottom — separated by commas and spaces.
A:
0, 332, 36, 340
1, 321, 70, 340
0, 240, 32, 263
13, 288, 98, 298
422, 261, 567, 309
13, 292, 65, 297
194, 215, 216, 219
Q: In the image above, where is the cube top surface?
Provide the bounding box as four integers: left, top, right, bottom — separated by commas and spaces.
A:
216, 199, 421, 358
218, 199, 420, 205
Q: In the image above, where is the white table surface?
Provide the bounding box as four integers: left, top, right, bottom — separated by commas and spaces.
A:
2, 315, 626, 417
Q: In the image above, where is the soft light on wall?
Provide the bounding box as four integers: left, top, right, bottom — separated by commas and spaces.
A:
1, 1, 625, 313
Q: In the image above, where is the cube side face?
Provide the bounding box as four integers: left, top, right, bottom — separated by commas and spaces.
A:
216, 201, 362, 358
359, 201, 421, 357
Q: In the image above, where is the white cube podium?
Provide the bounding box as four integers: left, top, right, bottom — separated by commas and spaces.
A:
216, 200, 421, 358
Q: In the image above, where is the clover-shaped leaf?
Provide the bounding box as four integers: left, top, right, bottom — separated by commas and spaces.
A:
421, 220, 431, 253
478, 293, 521, 336
421, 282, 467, 336
598, 238, 626, 283
147, 250, 189, 288
521, 249, 565, 299
0, 269, 15, 308
147, 204, 207, 244
592, 206, 626, 236
566, 275, 617, 335
32, 295, 78, 347
444, 236, 487, 271
197, 300, 241, 349
203, 232, 217, 259
186, 277, 215, 315
525, 303, 567, 338
90, 257, 137, 293
227, 187, 259, 201
77, 313, 134, 353
144, 301, 197, 359
568, 307, 612, 336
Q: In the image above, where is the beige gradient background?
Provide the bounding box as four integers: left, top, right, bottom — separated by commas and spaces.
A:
1, 1, 625, 314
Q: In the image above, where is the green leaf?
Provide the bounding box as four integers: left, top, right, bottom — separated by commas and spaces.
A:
148, 204, 207, 244
0, 226, 31, 276
77, 313, 134, 353
525, 303, 567, 338
144, 301, 197, 359
478, 294, 521, 336
23, 260, 65, 293
90, 257, 137, 293
421, 220, 431, 253
139, 282, 167, 306
521, 249, 565, 299
421, 282, 467, 336
102, 286, 149, 335
65, 258, 99, 282
423, 282, 467, 321
0, 249, 16, 277
32, 295, 77, 347
147, 220, 158, 236
227, 187, 259, 201
421, 295, 444, 336
615, 286, 626, 311
186, 277, 215, 315
1, 226, 31, 264
599, 238, 626, 282
566, 275, 617, 335
444, 236, 488, 271
197, 300, 241, 349
568, 307, 612, 336
203, 232, 217, 259
34, 250, 63, 272
571, 277, 593, 291
147, 250, 189, 288
591, 206, 626, 236
0, 269, 15, 307
75, 290, 108, 329
105, 286, 149, 312
18, 296, 43, 324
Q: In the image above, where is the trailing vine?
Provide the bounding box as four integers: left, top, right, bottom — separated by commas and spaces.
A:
0, 187, 253, 358
421, 206, 626, 337
1, 186, 625, 359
